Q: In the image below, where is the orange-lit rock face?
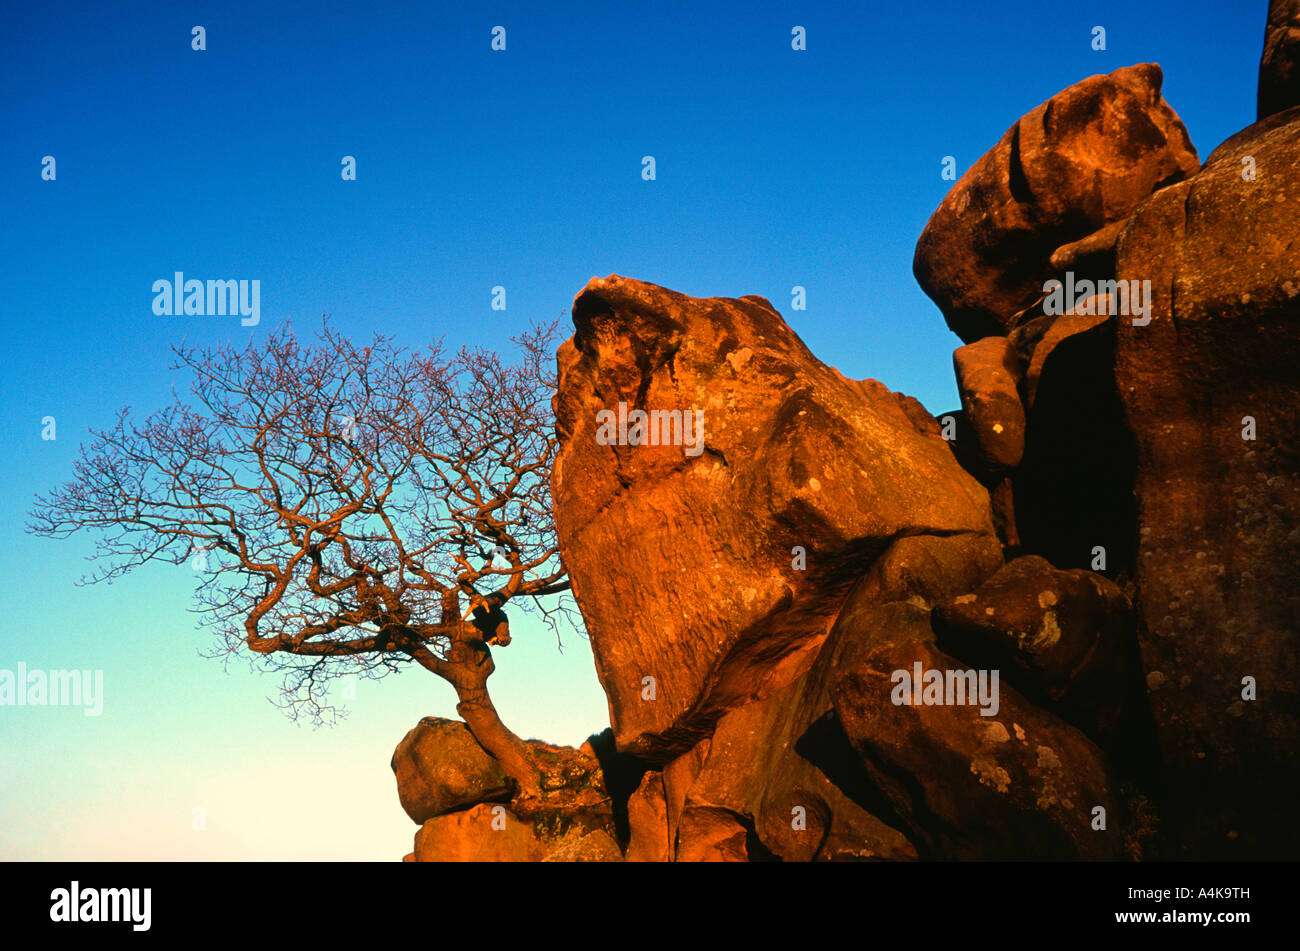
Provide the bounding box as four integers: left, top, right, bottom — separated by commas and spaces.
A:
914, 63, 1198, 343
414, 804, 547, 862
551, 275, 995, 762
623, 772, 670, 862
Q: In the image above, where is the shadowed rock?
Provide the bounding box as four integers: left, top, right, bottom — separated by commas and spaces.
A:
831, 608, 1125, 860
1259, 0, 1300, 119
934, 556, 1135, 739
1114, 107, 1300, 859
1010, 314, 1137, 575
1008, 304, 1110, 410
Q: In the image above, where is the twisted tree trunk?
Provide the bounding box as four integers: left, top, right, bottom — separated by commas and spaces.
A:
442, 638, 541, 798
408, 592, 541, 798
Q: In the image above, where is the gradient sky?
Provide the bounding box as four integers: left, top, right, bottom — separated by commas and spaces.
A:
0, 0, 1266, 859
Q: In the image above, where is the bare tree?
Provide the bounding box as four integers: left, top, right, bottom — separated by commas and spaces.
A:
29, 318, 577, 799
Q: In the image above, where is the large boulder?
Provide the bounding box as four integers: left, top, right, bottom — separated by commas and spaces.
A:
914, 64, 1198, 342
391, 717, 511, 824
1259, 0, 1300, 119
1114, 109, 1300, 858
551, 275, 996, 761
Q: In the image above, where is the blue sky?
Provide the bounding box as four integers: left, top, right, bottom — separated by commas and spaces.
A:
0, 0, 1266, 859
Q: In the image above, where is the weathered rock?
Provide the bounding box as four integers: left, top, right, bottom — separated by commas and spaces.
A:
841, 531, 1006, 618
661, 738, 710, 858
395, 719, 630, 860
1114, 108, 1300, 858
934, 556, 1134, 737
680, 671, 915, 863
527, 739, 611, 805
1048, 220, 1128, 274
953, 335, 1025, 471
674, 532, 1003, 862
831, 607, 1124, 859
413, 804, 546, 862
511, 741, 627, 856
542, 828, 625, 862
578, 728, 648, 847
1259, 0, 1300, 119
673, 808, 752, 862
624, 771, 671, 862
552, 275, 995, 761
391, 717, 510, 824
914, 64, 1198, 342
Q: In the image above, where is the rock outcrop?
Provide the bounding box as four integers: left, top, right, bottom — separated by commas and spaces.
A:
543, 267, 1151, 859
394, 8, 1295, 862
395, 721, 636, 862
550, 275, 995, 763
